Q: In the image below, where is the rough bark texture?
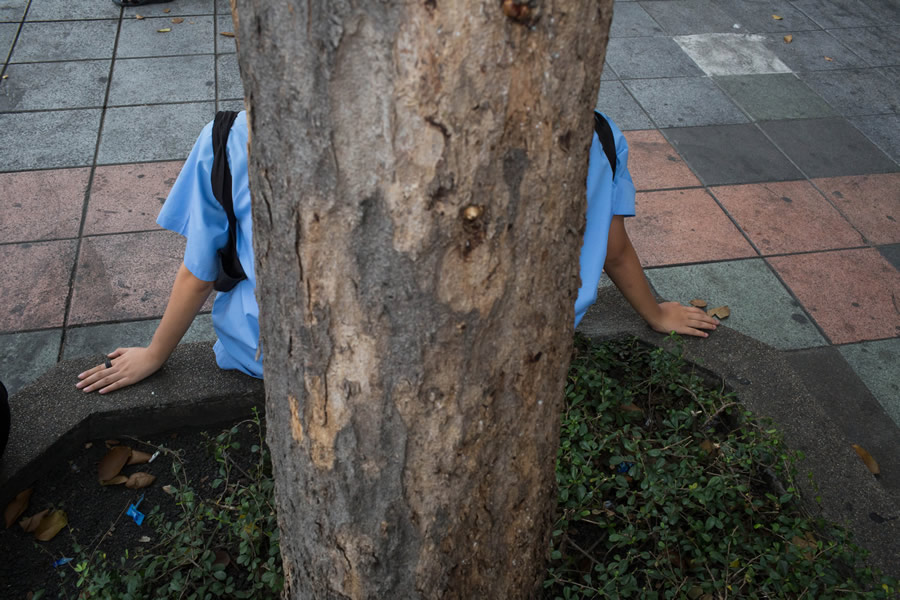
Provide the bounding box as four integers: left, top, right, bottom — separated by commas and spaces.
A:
232, 1, 612, 598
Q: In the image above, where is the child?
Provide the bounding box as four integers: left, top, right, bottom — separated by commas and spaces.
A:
77, 111, 261, 394
77, 111, 713, 395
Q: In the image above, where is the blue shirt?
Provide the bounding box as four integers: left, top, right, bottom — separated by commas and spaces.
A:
157, 111, 262, 378
574, 113, 636, 327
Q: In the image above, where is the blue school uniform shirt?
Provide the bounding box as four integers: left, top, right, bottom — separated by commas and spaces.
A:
574, 113, 637, 327
157, 111, 263, 378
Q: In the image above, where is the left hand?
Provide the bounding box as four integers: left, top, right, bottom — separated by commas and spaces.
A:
648, 302, 719, 338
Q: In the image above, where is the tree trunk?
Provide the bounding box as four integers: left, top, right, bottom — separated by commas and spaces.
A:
232, 1, 612, 597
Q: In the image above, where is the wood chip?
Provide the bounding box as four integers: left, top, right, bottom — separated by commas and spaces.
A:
220, 31, 235, 37
784, 34, 793, 43
157, 28, 172, 33
689, 299, 707, 308
824, 56, 834, 62
171, 17, 184, 24
163, 7, 170, 12
134, 14, 144, 20
772, 14, 783, 20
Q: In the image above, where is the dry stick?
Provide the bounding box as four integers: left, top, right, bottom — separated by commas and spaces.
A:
701, 401, 739, 431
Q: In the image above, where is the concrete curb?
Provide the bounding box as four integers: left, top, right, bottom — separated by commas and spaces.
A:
0, 342, 264, 507
580, 286, 899, 575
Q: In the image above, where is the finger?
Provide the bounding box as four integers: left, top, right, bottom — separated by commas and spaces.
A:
99, 378, 130, 395
677, 326, 708, 338
108, 348, 125, 358
77, 363, 106, 380
77, 366, 108, 387
689, 319, 718, 330
83, 372, 121, 393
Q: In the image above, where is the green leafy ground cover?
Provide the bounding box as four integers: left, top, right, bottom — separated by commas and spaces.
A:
46, 336, 896, 599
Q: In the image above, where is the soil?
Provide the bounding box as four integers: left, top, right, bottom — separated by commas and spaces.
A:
0, 418, 257, 600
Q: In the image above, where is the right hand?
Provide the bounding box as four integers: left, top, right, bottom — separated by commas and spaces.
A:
76, 347, 165, 395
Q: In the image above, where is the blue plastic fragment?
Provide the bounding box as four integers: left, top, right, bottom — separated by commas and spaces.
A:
126, 493, 146, 526
53, 557, 73, 568
615, 461, 634, 474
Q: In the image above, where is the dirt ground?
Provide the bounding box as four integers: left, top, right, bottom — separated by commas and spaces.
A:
0, 419, 253, 600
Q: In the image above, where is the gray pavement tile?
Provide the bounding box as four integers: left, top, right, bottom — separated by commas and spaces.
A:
217, 98, 244, 113
610, 2, 666, 37
0, 60, 110, 111
625, 77, 749, 127
760, 117, 899, 177
645, 258, 828, 349
839, 339, 900, 427
0, 0, 27, 23
715, 0, 821, 33
790, 0, 881, 28
882, 66, 900, 84
639, 0, 738, 34
0, 109, 101, 172
119, 0, 214, 17
98, 102, 215, 164
827, 27, 900, 68
216, 53, 242, 99
62, 313, 215, 361
877, 243, 900, 270
0, 22, 17, 62
216, 15, 236, 53
604, 36, 703, 79
785, 345, 900, 497
715, 73, 836, 120
0, 329, 61, 396
674, 33, 792, 76
10, 20, 118, 62
851, 114, 900, 163
601, 61, 616, 80
799, 69, 899, 116
764, 30, 869, 71
594, 80, 654, 130
118, 15, 214, 58
859, 0, 900, 24
663, 123, 801, 185
109, 55, 215, 106
25, 0, 121, 21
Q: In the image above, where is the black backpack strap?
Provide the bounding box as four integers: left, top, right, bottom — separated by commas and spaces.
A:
593, 112, 618, 179
211, 110, 247, 292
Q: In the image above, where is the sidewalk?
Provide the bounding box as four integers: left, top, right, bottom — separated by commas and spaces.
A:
0, 2, 898, 458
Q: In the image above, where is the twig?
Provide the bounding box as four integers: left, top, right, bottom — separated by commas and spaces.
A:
701, 401, 738, 430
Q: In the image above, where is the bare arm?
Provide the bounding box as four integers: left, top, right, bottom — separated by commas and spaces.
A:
603, 216, 717, 337
77, 263, 215, 394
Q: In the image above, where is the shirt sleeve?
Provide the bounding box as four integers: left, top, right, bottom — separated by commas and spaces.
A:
610, 119, 636, 217
157, 119, 227, 283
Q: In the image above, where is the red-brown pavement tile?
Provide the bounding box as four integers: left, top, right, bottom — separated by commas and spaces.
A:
627, 189, 756, 267
85, 161, 183, 235
68, 231, 195, 325
768, 249, 900, 344
711, 181, 864, 255
813, 174, 900, 244
0, 240, 77, 332
0, 168, 89, 243
623, 130, 701, 191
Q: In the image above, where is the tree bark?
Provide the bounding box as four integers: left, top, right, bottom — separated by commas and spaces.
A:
232, 1, 612, 597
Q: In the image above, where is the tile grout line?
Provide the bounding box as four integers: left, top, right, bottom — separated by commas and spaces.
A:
0, 0, 30, 82
56, 6, 126, 363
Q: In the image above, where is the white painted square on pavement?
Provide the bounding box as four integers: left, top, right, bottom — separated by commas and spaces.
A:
674, 33, 792, 76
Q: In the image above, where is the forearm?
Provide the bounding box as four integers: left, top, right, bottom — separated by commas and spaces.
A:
148, 263, 215, 361
604, 239, 664, 328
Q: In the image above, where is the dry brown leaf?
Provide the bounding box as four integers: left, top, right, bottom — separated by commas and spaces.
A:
791, 532, 817, 559
213, 550, 231, 567
100, 475, 129, 486
772, 14, 783, 20
1, 74, 7, 80
157, 28, 172, 33
852, 444, 880, 476
620, 403, 643, 413
220, 31, 235, 37
4, 488, 33, 529
163, 7, 170, 12
824, 56, 834, 61
34, 510, 68, 541
162, 485, 176, 495
690, 299, 708, 308
134, 14, 144, 19
699, 439, 715, 455
171, 17, 184, 24
19, 509, 50, 533
784, 35, 793, 43
707, 305, 731, 319
98, 446, 132, 482
128, 450, 153, 465
126, 472, 157, 489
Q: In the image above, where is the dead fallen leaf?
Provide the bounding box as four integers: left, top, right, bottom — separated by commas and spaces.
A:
171, 17, 184, 24
699, 439, 715, 455
163, 7, 170, 12
98, 446, 132, 482
620, 403, 643, 413
5, 489, 33, 529
128, 450, 153, 465
126, 472, 157, 489
220, 31, 235, 37
105, 440, 120, 448
100, 475, 129, 486
139, 535, 151, 543
690, 298, 708, 308
213, 550, 231, 567
1, 74, 7, 80
784, 35, 793, 43
852, 444, 880, 476
19, 509, 50, 533
34, 510, 68, 541
772, 14, 783, 20
707, 305, 731, 319
824, 56, 834, 62
134, 14, 144, 20
162, 485, 176, 495
790, 532, 817, 559
157, 28, 172, 33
